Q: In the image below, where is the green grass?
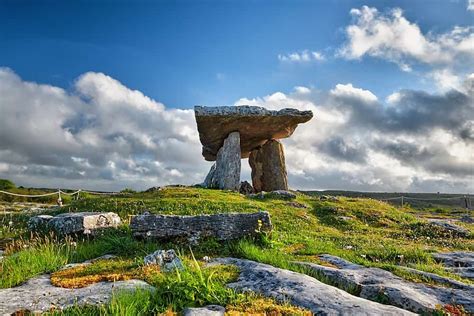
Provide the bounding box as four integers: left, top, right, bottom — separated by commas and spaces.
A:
1, 186, 473, 313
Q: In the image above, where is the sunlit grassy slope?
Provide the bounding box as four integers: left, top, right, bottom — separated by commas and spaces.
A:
1, 187, 473, 313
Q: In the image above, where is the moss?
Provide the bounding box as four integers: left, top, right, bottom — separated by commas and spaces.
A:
226, 296, 311, 315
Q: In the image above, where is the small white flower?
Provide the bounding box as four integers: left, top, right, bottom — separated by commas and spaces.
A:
8, 221, 13, 226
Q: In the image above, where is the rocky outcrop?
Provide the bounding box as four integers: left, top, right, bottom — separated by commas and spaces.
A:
249, 140, 288, 192
203, 131, 241, 190
295, 254, 474, 314
183, 305, 225, 316
211, 258, 414, 315
434, 251, 474, 280
0, 274, 153, 314
144, 249, 184, 272
248, 190, 296, 200
28, 212, 121, 236
194, 105, 313, 161
130, 212, 272, 243
427, 219, 470, 238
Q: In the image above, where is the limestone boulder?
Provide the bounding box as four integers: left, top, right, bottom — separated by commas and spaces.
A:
29, 212, 121, 236
249, 139, 288, 192
295, 254, 474, 314
203, 131, 241, 190
130, 211, 272, 243
144, 249, 184, 272
195, 106, 312, 161
211, 258, 414, 315
183, 305, 225, 316
239, 181, 254, 195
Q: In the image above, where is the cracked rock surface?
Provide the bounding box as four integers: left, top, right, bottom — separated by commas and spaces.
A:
0, 274, 153, 314
434, 251, 474, 280
212, 257, 415, 315
295, 254, 474, 314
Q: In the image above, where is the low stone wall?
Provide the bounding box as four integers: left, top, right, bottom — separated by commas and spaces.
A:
130, 211, 272, 243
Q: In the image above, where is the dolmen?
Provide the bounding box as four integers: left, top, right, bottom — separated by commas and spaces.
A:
194, 105, 313, 192
28, 212, 121, 236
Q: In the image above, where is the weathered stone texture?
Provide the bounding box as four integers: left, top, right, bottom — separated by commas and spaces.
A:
295, 254, 474, 314
211, 258, 414, 315
130, 211, 272, 243
28, 212, 121, 235
203, 131, 241, 190
195, 105, 312, 161
0, 274, 152, 315
144, 249, 184, 272
249, 140, 288, 192
434, 251, 474, 280
183, 305, 225, 316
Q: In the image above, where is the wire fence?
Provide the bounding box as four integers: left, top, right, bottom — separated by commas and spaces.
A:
380, 195, 472, 209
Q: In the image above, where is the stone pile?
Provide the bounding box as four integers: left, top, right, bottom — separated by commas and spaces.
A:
130, 211, 272, 243
195, 105, 312, 192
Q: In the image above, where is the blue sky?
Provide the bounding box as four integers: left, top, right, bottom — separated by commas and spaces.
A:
1, 0, 471, 107
0, 0, 473, 192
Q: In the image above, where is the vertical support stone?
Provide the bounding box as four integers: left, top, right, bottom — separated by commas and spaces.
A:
203, 131, 241, 190
249, 139, 288, 192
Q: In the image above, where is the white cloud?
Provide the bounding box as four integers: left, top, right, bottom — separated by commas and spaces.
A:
428, 68, 462, 92
1, 68, 472, 193
278, 50, 326, 63
330, 83, 378, 103
468, 0, 474, 11
339, 6, 474, 70
0, 68, 208, 191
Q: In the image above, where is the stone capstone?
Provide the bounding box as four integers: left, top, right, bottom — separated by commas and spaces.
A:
295, 254, 474, 314
210, 258, 414, 315
28, 212, 121, 235
0, 274, 153, 315
249, 139, 288, 192
130, 211, 272, 243
195, 105, 312, 161
144, 249, 184, 272
183, 305, 225, 316
203, 131, 241, 190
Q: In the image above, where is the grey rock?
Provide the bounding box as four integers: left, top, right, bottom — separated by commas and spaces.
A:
239, 181, 254, 195
0, 274, 153, 314
427, 219, 470, 238
248, 190, 296, 200
295, 254, 474, 314
29, 212, 121, 236
0, 250, 3, 262
249, 140, 288, 192
195, 105, 313, 161
183, 305, 225, 316
27, 214, 54, 231
211, 257, 414, 315
286, 201, 309, 209
268, 190, 296, 199
203, 131, 241, 191
320, 195, 339, 202
459, 215, 474, 224
131, 211, 272, 243
434, 251, 474, 280
144, 249, 184, 272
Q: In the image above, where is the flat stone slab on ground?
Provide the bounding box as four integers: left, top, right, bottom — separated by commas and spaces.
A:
433, 251, 474, 280
195, 105, 313, 161
211, 257, 415, 315
28, 212, 121, 235
131, 211, 272, 243
183, 305, 225, 316
295, 254, 474, 314
0, 274, 153, 314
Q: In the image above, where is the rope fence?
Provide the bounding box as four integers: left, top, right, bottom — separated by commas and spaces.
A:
0, 189, 121, 206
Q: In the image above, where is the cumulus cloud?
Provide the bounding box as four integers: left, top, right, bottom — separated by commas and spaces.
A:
235, 74, 474, 193
0, 68, 208, 191
1, 68, 472, 193
278, 50, 325, 63
339, 6, 474, 71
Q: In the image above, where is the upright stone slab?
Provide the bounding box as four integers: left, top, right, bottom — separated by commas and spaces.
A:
203, 131, 241, 190
249, 139, 288, 192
